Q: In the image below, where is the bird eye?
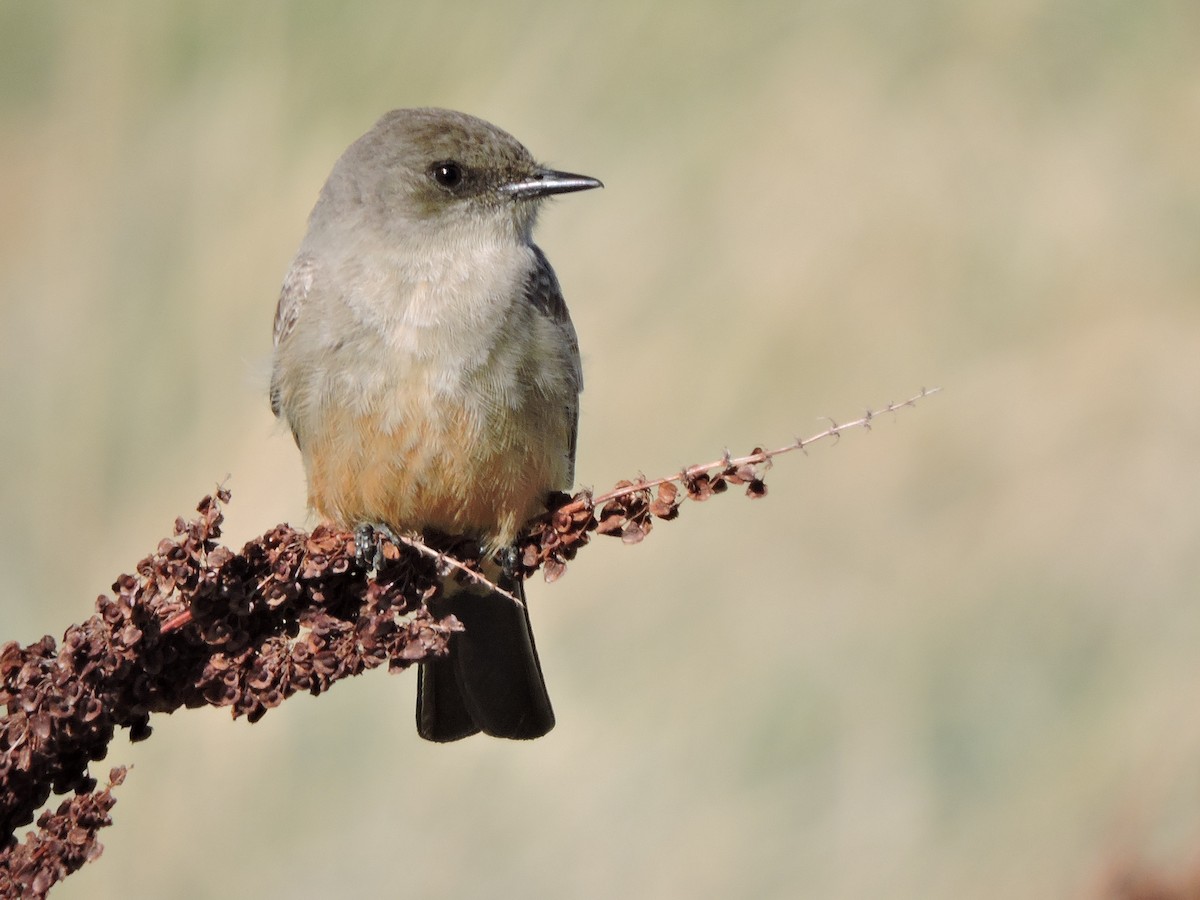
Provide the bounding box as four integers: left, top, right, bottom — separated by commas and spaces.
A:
432, 161, 464, 188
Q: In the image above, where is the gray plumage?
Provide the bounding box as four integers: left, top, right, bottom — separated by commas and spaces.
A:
269, 108, 601, 740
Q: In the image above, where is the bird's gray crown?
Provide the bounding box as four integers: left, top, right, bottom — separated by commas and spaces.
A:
307, 108, 600, 240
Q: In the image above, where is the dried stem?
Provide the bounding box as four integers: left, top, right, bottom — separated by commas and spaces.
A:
590, 387, 938, 510
0, 387, 939, 891
0, 494, 462, 891
388, 531, 524, 608
515, 387, 940, 581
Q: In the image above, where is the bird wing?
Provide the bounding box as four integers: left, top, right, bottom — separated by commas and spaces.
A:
525, 245, 583, 484
269, 253, 316, 418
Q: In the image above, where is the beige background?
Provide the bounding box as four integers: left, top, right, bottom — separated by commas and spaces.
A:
2, 3, 1199, 898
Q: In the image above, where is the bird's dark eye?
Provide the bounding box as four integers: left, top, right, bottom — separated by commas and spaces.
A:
432, 161, 464, 188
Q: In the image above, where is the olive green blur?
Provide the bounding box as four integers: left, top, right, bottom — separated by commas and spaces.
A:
1, 3, 1198, 898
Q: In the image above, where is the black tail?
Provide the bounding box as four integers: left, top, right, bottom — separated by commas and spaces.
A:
416, 575, 555, 742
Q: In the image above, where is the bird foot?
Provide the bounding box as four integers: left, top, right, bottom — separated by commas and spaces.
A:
354, 522, 402, 572
495, 544, 520, 581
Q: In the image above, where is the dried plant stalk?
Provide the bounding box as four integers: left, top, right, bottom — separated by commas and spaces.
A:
0, 387, 938, 890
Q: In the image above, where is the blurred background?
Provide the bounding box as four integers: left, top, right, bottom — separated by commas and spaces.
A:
2, 2, 1199, 898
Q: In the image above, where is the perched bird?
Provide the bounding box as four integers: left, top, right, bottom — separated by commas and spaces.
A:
269, 108, 601, 741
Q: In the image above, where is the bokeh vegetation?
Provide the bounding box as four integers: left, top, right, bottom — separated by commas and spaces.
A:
2, 3, 1198, 897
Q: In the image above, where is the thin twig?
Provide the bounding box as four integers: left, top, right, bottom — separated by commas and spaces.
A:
387, 532, 524, 608
577, 387, 941, 512
514, 387, 941, 580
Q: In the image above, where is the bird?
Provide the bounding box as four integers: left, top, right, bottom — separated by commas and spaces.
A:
269, 107, 601, 741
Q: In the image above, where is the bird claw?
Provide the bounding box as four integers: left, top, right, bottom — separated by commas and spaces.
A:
354, 523, 401, 572
496, 544, 519, 580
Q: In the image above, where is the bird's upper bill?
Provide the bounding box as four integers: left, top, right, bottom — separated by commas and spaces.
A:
500, 169, 604, 200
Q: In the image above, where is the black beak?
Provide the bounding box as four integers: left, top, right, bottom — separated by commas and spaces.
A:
501, 168, 604, 199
